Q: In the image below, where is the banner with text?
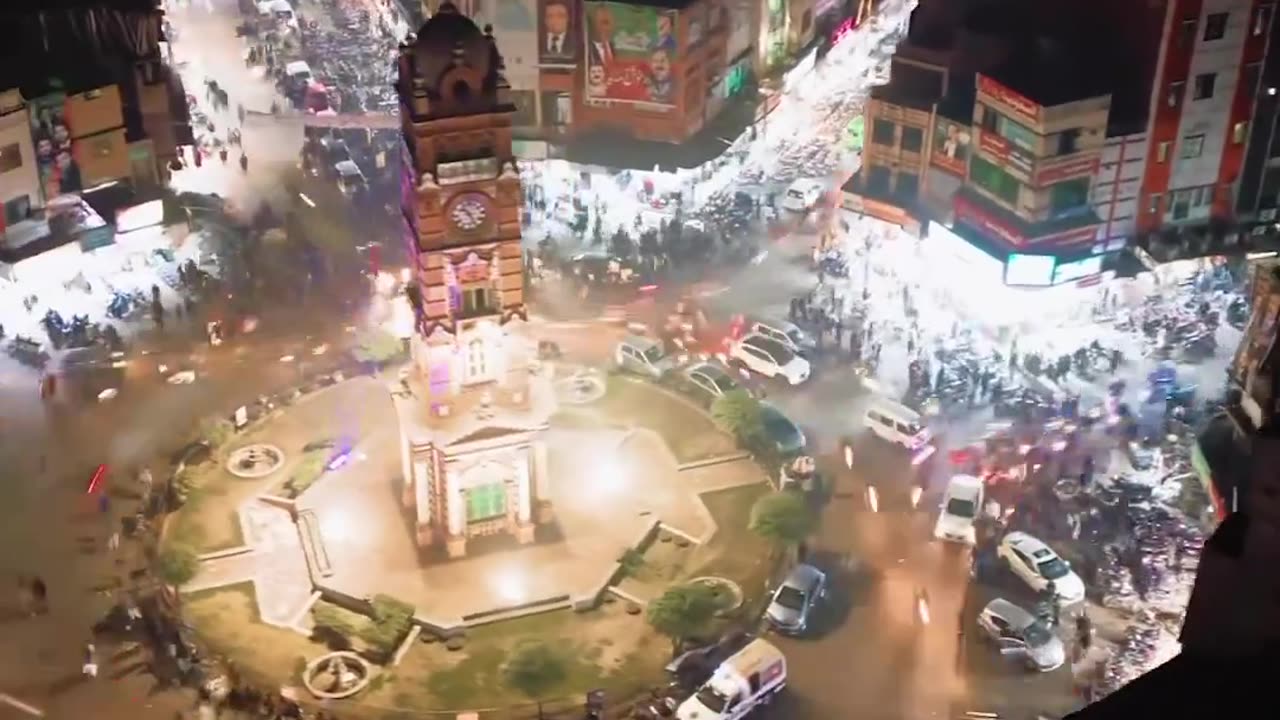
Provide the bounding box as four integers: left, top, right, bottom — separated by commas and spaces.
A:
584, 1, 678, 107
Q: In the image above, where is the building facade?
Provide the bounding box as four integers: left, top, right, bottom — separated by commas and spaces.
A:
0, 90, 39, 233
395, 3, 554, 558
1136, 0, 1273, 235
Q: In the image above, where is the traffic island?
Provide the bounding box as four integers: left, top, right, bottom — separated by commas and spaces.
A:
551, 375, 738, 465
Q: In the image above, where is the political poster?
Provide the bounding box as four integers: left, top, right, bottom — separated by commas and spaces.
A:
583, 1, 678, 106
538, 0, 578, 66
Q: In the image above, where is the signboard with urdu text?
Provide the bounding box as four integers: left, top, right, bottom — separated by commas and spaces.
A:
583, 1, 678, 107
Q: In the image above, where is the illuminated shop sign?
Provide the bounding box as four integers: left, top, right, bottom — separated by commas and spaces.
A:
977, 74, 1041, 126
115, 199, 164, 233
1004, 253, 1055, 286
1035, 155, 1100, 185
1051, 255, 1102, 284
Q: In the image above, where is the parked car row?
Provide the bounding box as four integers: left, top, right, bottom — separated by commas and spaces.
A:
613, 335, 807, 457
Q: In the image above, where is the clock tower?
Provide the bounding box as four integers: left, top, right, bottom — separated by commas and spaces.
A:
393, 3, 553, 558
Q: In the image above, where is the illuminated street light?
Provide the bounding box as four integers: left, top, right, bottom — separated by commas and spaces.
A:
844, 444, 854, 469
299, 192, 317, 208
866, 485, 879, 513
279, 355, 296, 363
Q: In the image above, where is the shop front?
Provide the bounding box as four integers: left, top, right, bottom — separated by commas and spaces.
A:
840, 188, 921, 236
921, 221, 1114, 330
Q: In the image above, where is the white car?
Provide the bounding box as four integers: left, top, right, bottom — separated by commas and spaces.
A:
728, 333, 811, 385
782, 179, 825, 212
934, 474, 983, 545
996, 532, 1086, 605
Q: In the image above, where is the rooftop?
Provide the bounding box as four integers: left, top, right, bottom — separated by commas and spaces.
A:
870, 62, 945, 112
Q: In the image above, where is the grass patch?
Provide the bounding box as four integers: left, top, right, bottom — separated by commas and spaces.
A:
168, 482, 247, 554
183, 582, 322, 686
693, 484, 778, 618
379, 606, 666, 712
575, 378, 736, 464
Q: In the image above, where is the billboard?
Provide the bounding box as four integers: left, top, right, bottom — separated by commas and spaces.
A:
538, 0, 578, 66
931, 118, 970, 176
28, 93, 83, 200
1004, 253, 1055, 286
584, 1, 678, 106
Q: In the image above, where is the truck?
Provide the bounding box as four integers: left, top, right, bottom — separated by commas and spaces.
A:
676, 638, 786, 719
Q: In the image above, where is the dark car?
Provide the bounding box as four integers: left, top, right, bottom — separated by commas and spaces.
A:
760, 401, 806, 456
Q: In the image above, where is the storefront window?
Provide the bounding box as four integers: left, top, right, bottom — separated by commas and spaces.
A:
901, 126, 923, 153
896, 172, 919, 198
997, 116, 1038, 152
872, 119, 896, 146
970, 155, 1021, 205
867, 166, 891, 194
1049, 178, 1090, 217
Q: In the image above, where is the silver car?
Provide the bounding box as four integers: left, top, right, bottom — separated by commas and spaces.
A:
766, 563, 826, 634
976, 598, 1066, 672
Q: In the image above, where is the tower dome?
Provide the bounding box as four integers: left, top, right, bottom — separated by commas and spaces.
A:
411, 2, 494, 100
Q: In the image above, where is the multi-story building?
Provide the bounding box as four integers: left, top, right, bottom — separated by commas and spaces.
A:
839, 0, 1280, 289
0, 90, 40, 234
1134, 0, 1277, 262
0, 1, 191, 254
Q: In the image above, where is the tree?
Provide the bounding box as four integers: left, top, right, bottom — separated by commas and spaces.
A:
197, 417, 235, 449
750, 491, 814, 553
646, 583, 720, 656
711, 390, 766, 447
504, 642, 567, 715
157, 545, 200, 588
351, 328, 405, 365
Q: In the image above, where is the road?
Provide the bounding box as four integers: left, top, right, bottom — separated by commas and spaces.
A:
0, 300, 359, 720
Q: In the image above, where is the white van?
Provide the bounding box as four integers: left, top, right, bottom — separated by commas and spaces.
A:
934, 474, 983, 545
676, 639, 786, 720
782, 179, 825, 212
863, 398, 932, 450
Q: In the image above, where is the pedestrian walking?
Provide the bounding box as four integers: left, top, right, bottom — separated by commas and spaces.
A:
30, 576, 47, 615
98, 492, 110, 516
239, 153, 248, 172
82, 643, 98, 678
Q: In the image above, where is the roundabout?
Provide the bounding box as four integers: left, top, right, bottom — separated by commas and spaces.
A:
226, 444, 286, 479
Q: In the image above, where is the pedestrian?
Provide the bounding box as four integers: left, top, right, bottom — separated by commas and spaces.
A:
834, 316, 843, 347
237, 103, 246, 124
239, 153, 248, 172
30, 576, 47, 615
82, 643, 98, 678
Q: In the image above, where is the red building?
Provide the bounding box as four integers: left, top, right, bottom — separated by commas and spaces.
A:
1135, 0, 1274, 235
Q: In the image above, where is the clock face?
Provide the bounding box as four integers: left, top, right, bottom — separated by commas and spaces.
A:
449, 193, 490, 233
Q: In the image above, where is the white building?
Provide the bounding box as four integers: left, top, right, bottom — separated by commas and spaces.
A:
0, 90, 41, 233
